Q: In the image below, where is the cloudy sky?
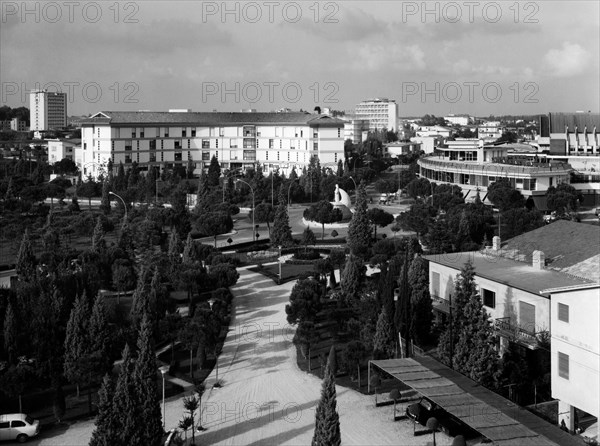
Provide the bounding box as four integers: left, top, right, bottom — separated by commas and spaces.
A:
2, 1, 599, 117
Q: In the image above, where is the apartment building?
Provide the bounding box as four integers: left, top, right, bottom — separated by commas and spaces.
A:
29, 89, 67, 131
444, 114, 471, 126
47, 139, 80, 163
354, 98, 398, 131
478, 121, 505, 141
78, 110, 345, 179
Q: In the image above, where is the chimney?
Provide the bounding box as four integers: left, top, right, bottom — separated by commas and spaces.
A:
532, 250, 545, 270
492, 236, 501, 251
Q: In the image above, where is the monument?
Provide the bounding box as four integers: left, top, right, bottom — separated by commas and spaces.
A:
331, 184, 353, 221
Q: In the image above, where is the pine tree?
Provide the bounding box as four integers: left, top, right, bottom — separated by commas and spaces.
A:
130, 267, 152, 328
100, 181, 111, 215
340, 254, 366, 307
88, 293, 112, 377
64, 292, 91, 395
182, 233, 194, 264
373, 307, 395, 359
207, 155, 221, 187
4, 301, 18, 364
132, 315, 163, 445
90, 374, 116, 446
312, 362, 341, 446
115, 162, 126, 191
272, 186, 293, 247
111, 344, 138, 443
15, 229, 36, 282
347, 183, 371, 257
336, 159, 344, 177
91, 217, 105, 252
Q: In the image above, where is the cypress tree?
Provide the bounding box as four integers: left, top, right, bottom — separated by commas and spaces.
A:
394, 260, 411, 356
272, 185, 293, 247
339, 254, 365, 307
130, 267, 151, 328
91, 217, 105, 252
63, 292, 91, 395
132, 315, 163, 445
312, 362, 341, 446
90, 374, 116, 446
347, 183, 371, 257
3, 301, 17, 364
182, 233, 194, 264
408, 255, 433, 346
373, 307, 395, 359
111, 344, 137, 443
88, 293, 112, 377
100, 181, 111, 215
16, 229, 36, 282
207, 155, 221, 187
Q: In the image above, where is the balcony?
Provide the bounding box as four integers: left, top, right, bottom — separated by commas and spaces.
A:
494, 317, 544, 350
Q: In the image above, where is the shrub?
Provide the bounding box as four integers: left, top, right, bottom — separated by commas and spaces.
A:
293, 250, 321, 261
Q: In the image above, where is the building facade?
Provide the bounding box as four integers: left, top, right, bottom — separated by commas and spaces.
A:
343, 118, 369, 144
79, 111, 345, 179
354, 98, 398, 131
48, 139, 79, 163
29, 89, 67, 131
444, 114, 471, 126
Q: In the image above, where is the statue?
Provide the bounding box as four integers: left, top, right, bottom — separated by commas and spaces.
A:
331, 184, 353, 220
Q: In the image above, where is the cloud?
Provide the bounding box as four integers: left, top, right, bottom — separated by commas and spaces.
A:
352, 43, 425, 72
543, 42, 591, 77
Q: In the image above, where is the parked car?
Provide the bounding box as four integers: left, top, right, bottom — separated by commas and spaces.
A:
406, 397, 471, 437
0, 413, 40, 443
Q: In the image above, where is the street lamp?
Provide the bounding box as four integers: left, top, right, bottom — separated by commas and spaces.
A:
207, 297, 220, 387
235, 179, 255, 242
109, 191, 127, 224
159, 365, 170, 432
278, 245, 283, 284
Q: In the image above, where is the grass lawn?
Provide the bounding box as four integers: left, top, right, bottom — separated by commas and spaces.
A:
248, 262, 316, 284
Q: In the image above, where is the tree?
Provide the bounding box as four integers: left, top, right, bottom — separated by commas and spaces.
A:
207, 155, 221, 187
63, 292, 91, 397
183, 395, 200, 446
16, 229, 36, 282
91, 217, 106, 252
77, 177, 98, 210
286, 278, 321, 325
408, 255, 433, 347
89, 374, 117, 446
367, 208, 394, 239
100, 181, 111, 215
132, 316, 163, 445
311, 361, 341, 446
209, 263, 240, 289
272, 187, 293, 247
347, 183, 371, 256
88, 293, 113, 377
111, 344, 138, 443
546, 184, 581, 215
373, 307, 395, 359
3, 302, 18, 364
340, 254, 365, 306
488, 179, 524, 211
301, 227, 317, 252
343, 340, 366, 383
293, 321, 318, 369
252, 202, 275, 237
195, 212, 233, 248
195, 382, 207, 431
304, 200, 343, 239
53, 385, 66, 423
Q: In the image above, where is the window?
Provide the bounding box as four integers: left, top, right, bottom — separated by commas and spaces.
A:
558, 352, 569, 379
0, 422, 9, 429
111, 141, 114, 151
265, 151, 269, 160
230, 139, 238, 149
482, 289, 496, 308
182, 129, 187, 137
84, 143, 87, 150
277, 151, 280, 161
132, 130, 136, 138
125, 155, 131, 163
269, 139, 274, 149
164, 129, 169, 137
191, 129, 196, 137
140, 130, 144, 138
150, 140, 156, 150
174, 141, 182, 149
243, 150, 256, 161
219, 128, 225, 136
125, 141, 132, 151
11, 421, 26, 427
202, 139, 210, 149
202, 152, 210, 161
230, 151, 237, 160
149, 153, 156, 162
313, 131, 318, 138
313, 142, 318, 150
558, 303, 569, 322
519, 301, 536, 333
187, 139, 191, 149
174, 152, 182, 161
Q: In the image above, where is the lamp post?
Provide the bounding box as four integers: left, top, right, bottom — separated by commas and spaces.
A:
207, 297, 219, 386
159, 365, 170, 432
235, 179, 255, 242
109, 191, 127, 224
278, 245, 282, 284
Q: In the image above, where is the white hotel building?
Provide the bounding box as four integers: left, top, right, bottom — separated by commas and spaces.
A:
354, 98, 398, 132
29, 89, 67, 131
79, 111, 345, 179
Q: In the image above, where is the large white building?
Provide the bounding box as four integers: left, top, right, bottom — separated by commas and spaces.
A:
354, 98, 398, 132
444, 114, 471, 126
79, 110, 345, 179
29, 89, 67, 131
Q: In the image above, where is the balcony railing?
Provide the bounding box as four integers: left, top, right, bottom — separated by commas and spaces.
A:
494, 317, 543, 349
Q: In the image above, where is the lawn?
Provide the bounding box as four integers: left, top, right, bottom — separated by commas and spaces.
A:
248, 262, 317, 284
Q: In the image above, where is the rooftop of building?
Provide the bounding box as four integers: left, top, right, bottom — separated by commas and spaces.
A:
81, 111, 345, 127
501, 220, 600, 281
419, 155, 573, 174
424, 250, 593, 296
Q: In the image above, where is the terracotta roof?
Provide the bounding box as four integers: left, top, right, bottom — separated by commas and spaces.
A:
501, 220, 600, 281
81, 111, 344, 127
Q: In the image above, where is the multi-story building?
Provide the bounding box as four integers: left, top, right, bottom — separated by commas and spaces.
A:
78, 110, 344, 179
10, 118, 27, 132
355, 98, 398, 131
47, 139, 80, 164
444, 114, 471, 126
415, 125, 452, 138
417, 139, 573, 207
410, 135, 444, 154
343, 118, 369, 144
383, 141, 422, 157
29, 89, 67, 131
477, 121, 505, 141
543, 282, 599, 436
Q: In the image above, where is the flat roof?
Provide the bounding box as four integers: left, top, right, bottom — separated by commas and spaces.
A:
370, 357, 581, 446
424, 251, 591, 296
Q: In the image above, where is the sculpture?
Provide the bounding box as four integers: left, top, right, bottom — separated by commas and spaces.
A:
331, 184, 353, 220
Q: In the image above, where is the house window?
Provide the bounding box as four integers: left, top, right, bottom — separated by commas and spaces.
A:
182, 129, 187, 137
277, 151, 280, 161
111, 141, 114, 151
175, 141, 182, 149
313, 131, 318, 138
269, 139, 274, 149
161, 140, 164, 150
191, 129, 196, 137
150, 140, 156, 150
558, 352, 569, 379
187, 139, 191, 149
230, 151, 237, 160
125, 141, 132, 151
313, 142, 318, 150
174, 152, 182, 161
84, 143, 87, 150
243, 150, 256, 161
202, 139, 210, 149
219, 128, 225, 136
149, 153, 156, 162
164, 129, 169, 137
230, 139, 238, 149
216, 139, 219, 148
140, 130, 144, 138
202, 152, 210, 161
266, 151, 269, 160
125, 155, 131, 163
132, 130, 136, 138
519, 301, 536, 333
334, 153, 338, 162
482, 289, 496, 308
558, 303, 569, 322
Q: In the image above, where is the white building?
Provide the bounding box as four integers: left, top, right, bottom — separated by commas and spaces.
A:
444, 114, 471, 126
47, 139, 80, 164
10, 118, 27, 132
343, 118, 369, 144
29, 89, 67, 131
79, 110, 345, 179
355, 98, 398, 132
416, 125, 452, 138
478, 121, 504, 140
410, 135, 444, 154
542, 283, 599, 437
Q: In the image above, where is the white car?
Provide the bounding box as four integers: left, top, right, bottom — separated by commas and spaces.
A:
0, 413, 40, 443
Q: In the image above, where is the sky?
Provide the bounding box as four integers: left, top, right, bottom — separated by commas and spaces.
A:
1, 1, 599, 118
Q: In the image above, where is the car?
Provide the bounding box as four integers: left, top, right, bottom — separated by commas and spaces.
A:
406, 397, 468, 437
0, 413, 40, 443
